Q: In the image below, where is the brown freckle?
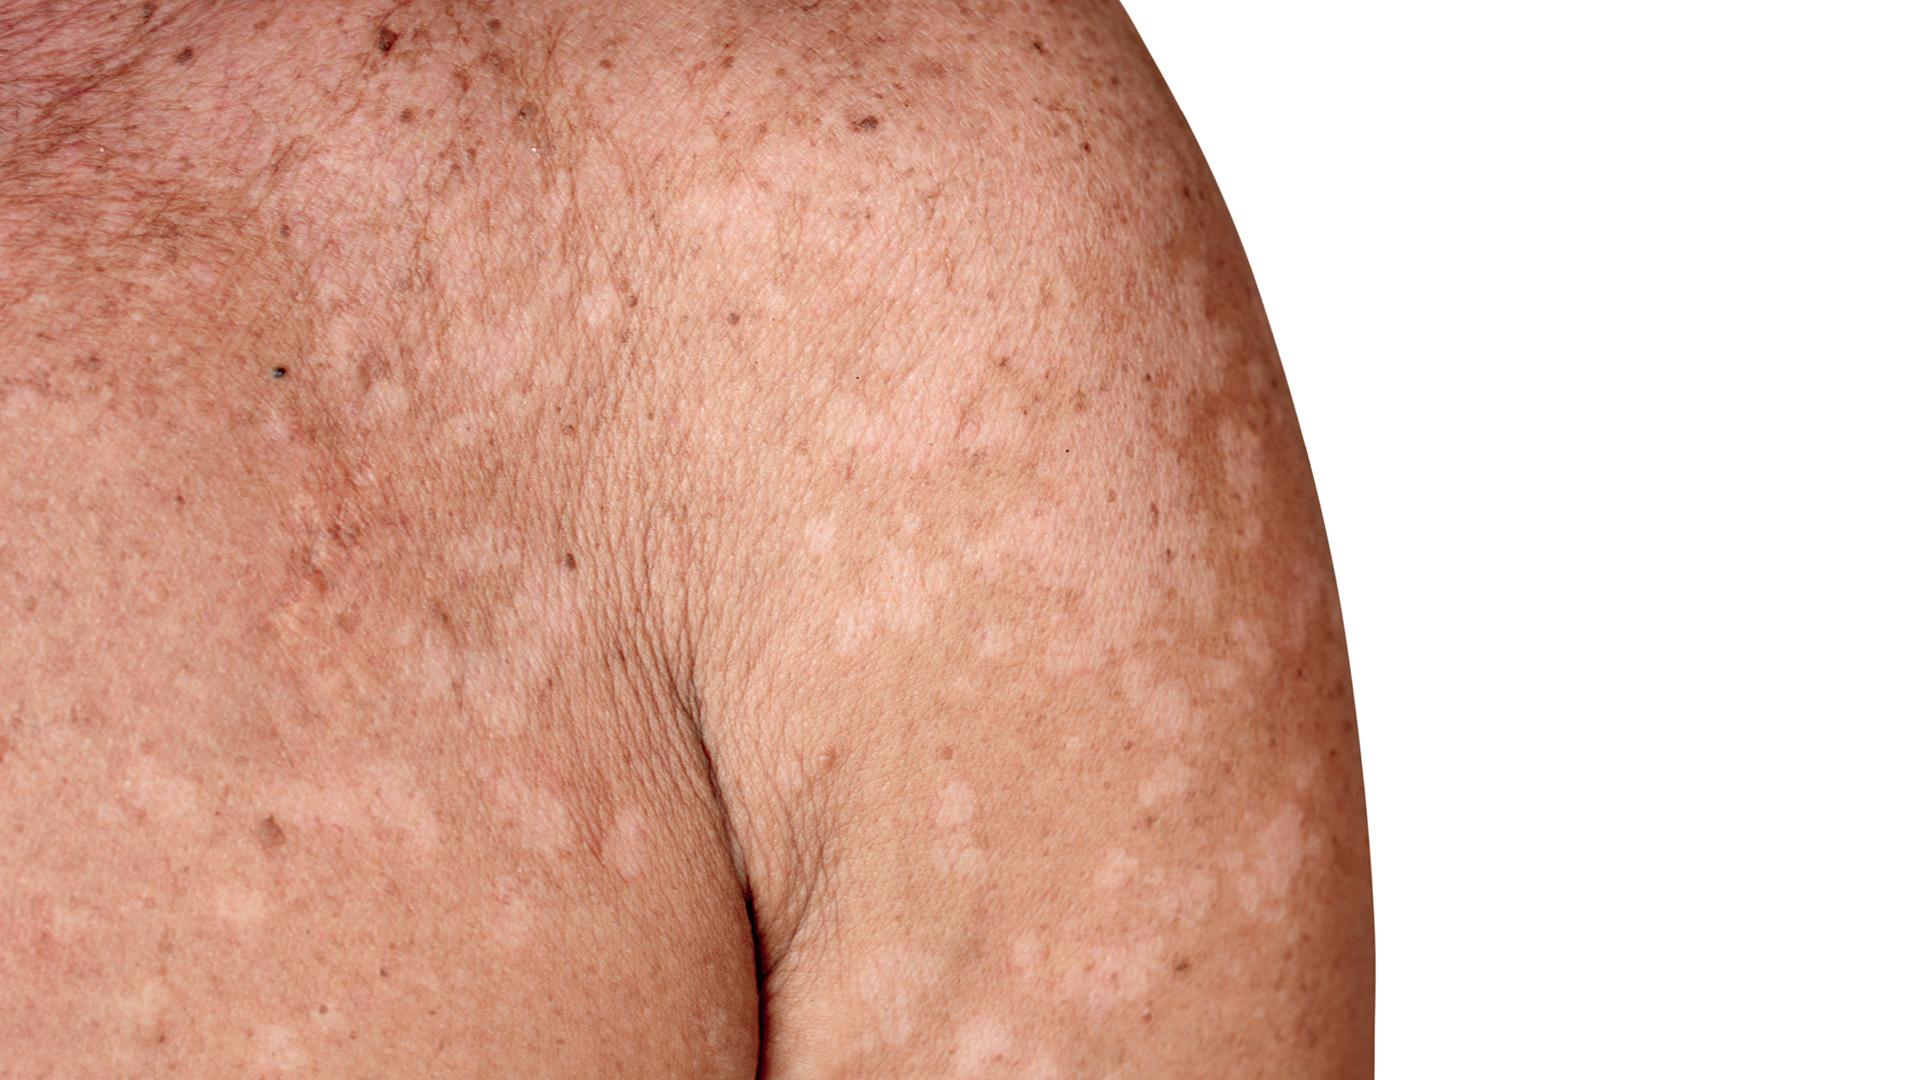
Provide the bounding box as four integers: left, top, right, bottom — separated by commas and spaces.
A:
936, 745, 954, 760
1121, 739, 1134, 751
398, 107, 415, 123
278, 222, 291, 238
515, 102, 537, 121
317, 1004, 329, 1015
1106, 487, 1117, 503
173, 46, 194, 64
255, 815, 286, 849
599, 58, 614, 70
726, 311, 740, 325
376, 26, 399, 53
1172, 955, 1192, 973
852, 114, 880, 132
378, 966, 389, 978
1080, 141, 1092, 153
1031, 38, 1048, 54
486, 18, 502, 31
140, 2, 157, 20
562, 552, 577, 570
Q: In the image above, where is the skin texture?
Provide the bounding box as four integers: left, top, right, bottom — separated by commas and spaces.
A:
1, 0, 1370, 1076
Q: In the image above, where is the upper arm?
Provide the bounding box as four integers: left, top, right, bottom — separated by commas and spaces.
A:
652, 3, 1372, 1073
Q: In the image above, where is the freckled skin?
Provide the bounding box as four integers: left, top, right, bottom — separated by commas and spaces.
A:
1, 0, 1368, 1077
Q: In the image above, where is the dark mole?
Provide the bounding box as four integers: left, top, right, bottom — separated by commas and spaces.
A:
255, 815, 286, 849
1031, 38, 1048, 54
173, 46, 194, 65
726, 311, 740, 325
562, 552, 577, 570
271, 366, 287, 379
398, 106, 416, 123
852, 114, 880, 132
376, 26, 399, 53
1080, 141, 1092, 153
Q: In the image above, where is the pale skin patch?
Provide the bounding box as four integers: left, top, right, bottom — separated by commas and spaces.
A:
122, 754, 202, 822
935, 780, 975, 829
212, 883, 268, 927
833, 543, 954, 655
933, 779, 985, 877
1138, 755, 1194, 809
1128, 676, 1195, 740
1228, 804, 1310, 921
803, 513, 837, 554
975, 621, 1013, 658
252, 1023, 309, 1074
1217, 418, 1267, 550
490, 774, 573, 856
268, 759, 441, 849
853, 947, 942, 1047
606, 804, 649, 881
490, 876, 535, 948
1093, 847, 1139, 890
952, 1016, 1014, 1076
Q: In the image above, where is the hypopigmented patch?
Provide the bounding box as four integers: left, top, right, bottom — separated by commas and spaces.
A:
607, 804, 649, 880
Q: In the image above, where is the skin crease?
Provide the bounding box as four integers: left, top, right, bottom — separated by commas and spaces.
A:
0, 0, 1370, 1076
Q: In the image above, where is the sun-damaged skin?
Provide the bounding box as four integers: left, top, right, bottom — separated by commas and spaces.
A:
0, 1, 1370, 1076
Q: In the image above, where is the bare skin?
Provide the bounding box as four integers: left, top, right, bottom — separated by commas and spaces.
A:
0, 1, 1370, 1076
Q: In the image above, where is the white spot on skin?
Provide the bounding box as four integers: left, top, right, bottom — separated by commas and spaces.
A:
1067, 936, 1166, 1012
1093, 848, 1138, 889
953, 1016, 1013, 1076
1217, 419, 1267, 550
1138, 756, 1195, 808
976, 622, 1013, 659
119, 978, 169, 1039
803, 514, 837, 555
935, 781, 975, 828
253, 1024, 308, 1074
855, 947, 940, 1046
607, 805, 649, 881
1011, 934, 1043, 978
359, 379, 411, 426
123, 756, 201, 821
491, 877, 534, 948
834, 544, 955, 654
492, 776, 572, 856
1141, 679, 1194, 739
365, 760, 441, 850
934, 836, 987, 878
1230, 804, 1309, 919
213, 884, 267, 927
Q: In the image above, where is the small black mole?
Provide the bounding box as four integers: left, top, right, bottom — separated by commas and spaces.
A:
376, 26, 399, 53
271, 366, 287, 379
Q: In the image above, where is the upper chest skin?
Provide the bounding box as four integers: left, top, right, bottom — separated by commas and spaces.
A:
0, 3, 762, 1075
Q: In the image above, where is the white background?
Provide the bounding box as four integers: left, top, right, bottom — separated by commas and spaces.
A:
1124, 1, 1919, 1075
